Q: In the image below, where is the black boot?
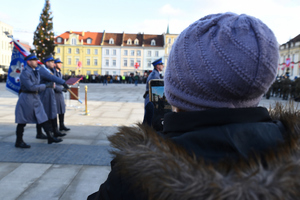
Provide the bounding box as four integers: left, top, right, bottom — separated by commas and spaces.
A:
36, 124, 48, 139
45, 130, 63, 144
15, 124, 31, 148
52, 118, 66, 137
59, 114, 70, 131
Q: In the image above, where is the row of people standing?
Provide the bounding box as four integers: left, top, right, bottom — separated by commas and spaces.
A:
266, 75, 300, 100
15, 54, 70, 148
69, 74, 149, 84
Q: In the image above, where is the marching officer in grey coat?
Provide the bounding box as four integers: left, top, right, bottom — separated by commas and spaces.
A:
37, 55, 68, 138
15, 53, 62, 148
54, 58, 70, 131
142, 58, 164, 126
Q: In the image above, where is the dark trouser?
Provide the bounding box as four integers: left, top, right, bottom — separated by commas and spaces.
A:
16, 124, 26, 143
142, 102, 154, 127
58, 113, 65, 128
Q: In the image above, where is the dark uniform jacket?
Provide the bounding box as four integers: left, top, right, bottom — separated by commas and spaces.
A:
38, 65, 65, 119
15, 66, 47, 124
88, 104, 300, 200
144, 69, 161, 106
54, 69, 65, 114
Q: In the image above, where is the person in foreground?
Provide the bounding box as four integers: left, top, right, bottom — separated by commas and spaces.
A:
88, 12, 300, 200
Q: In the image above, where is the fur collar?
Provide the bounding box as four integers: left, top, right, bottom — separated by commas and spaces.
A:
109, 103, 300, 200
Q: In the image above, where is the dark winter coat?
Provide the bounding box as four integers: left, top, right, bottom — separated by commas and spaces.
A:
15, 66, 47, 124
88, 104, 300, 200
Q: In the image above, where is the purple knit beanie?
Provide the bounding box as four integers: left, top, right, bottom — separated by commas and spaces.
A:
164, 12, 279, 111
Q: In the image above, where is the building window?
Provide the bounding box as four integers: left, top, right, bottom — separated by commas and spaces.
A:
68, 48, 71, 54
68, 58, 71, 65
106, 49, 109, 55
130, 50, 134, 56
137, 50, 141, 56
76, 58, 79, 65
109, 38, 114, 44
124, 59, 127, 67
57, 48, 60, 53
87, 59, 90, 65
130, 59, 134, 67
113, 71, 116, 75
76, 48, 80, 54
147, 60, 151, 67
105, 59, 109, 66
87, 70, 91, 74
113, 49, 116, 55
94, 49, 98, 55
124, 50, 128, 56
151, 39, 156, 46
87, 49, 90, 54
87, 38, 92, 44
57, 37, 62, 43
113, 59, 116, 66
168, 38, 171, 44
72, 38, 76, 45
137, 59, 141, 67
127, 39, 132, 45
147, 51, 151, 57
94, 71, 98, 75
134, 39, 139, 45
94, 59, 98, 66
155, 51, 159, 57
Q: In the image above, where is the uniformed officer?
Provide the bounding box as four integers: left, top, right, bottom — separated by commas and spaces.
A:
15, 53, 62, 148
36, 55, 68, 139
142, 58, 164, 126
54, 58, 70, 131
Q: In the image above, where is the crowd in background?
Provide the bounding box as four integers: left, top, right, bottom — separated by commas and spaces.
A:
62, 74, 150, 84
266, 76, 300, 101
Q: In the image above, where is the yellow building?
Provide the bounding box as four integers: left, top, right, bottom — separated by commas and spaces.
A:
54, 31, 103, 76
164, 27, 179, 72
279, 34, 300, 79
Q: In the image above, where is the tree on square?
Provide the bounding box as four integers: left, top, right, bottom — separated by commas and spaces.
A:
32, 0, 55, 61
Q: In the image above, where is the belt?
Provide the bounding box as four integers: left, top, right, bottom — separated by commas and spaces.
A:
20, 90, 38, 94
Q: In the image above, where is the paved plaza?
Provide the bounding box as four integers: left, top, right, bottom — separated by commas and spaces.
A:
0, 82, 296, 200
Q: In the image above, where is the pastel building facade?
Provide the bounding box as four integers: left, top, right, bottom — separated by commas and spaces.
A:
121, 33, 144, 75
142, 34, 165, 74
164, 33, 178, 70
54, 31, 103, 75
55, 29, 178, 76
101, 32, 123, 75
279, 34, 300, 79
0, 21, 13, 70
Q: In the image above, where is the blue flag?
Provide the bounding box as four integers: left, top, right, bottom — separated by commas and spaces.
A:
6, 45, 28, 95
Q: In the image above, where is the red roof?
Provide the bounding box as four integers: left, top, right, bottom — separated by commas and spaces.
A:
143, 34, 164, 47
102, 33, 123, 46
123, 33, 143, 46
55, 31, 103, 45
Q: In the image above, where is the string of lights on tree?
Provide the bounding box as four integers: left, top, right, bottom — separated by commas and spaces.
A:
32, 0, 55, 61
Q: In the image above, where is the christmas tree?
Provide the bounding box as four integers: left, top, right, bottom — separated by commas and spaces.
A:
32, 0, 55, 61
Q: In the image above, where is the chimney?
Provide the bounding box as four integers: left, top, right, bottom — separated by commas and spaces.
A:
82, 31, 85, 36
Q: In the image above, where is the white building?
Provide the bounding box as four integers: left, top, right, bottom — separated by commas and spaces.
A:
142, 34, 165, 75
101, 32, 122, 75
0, 21, 13, 70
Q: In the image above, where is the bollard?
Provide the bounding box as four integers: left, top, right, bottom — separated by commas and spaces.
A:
85, 85, 90, 115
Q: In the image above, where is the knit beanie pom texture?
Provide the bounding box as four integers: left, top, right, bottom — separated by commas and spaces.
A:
164, 12, 279, 111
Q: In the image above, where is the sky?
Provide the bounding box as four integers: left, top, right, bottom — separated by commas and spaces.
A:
0, 0, 299, 48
